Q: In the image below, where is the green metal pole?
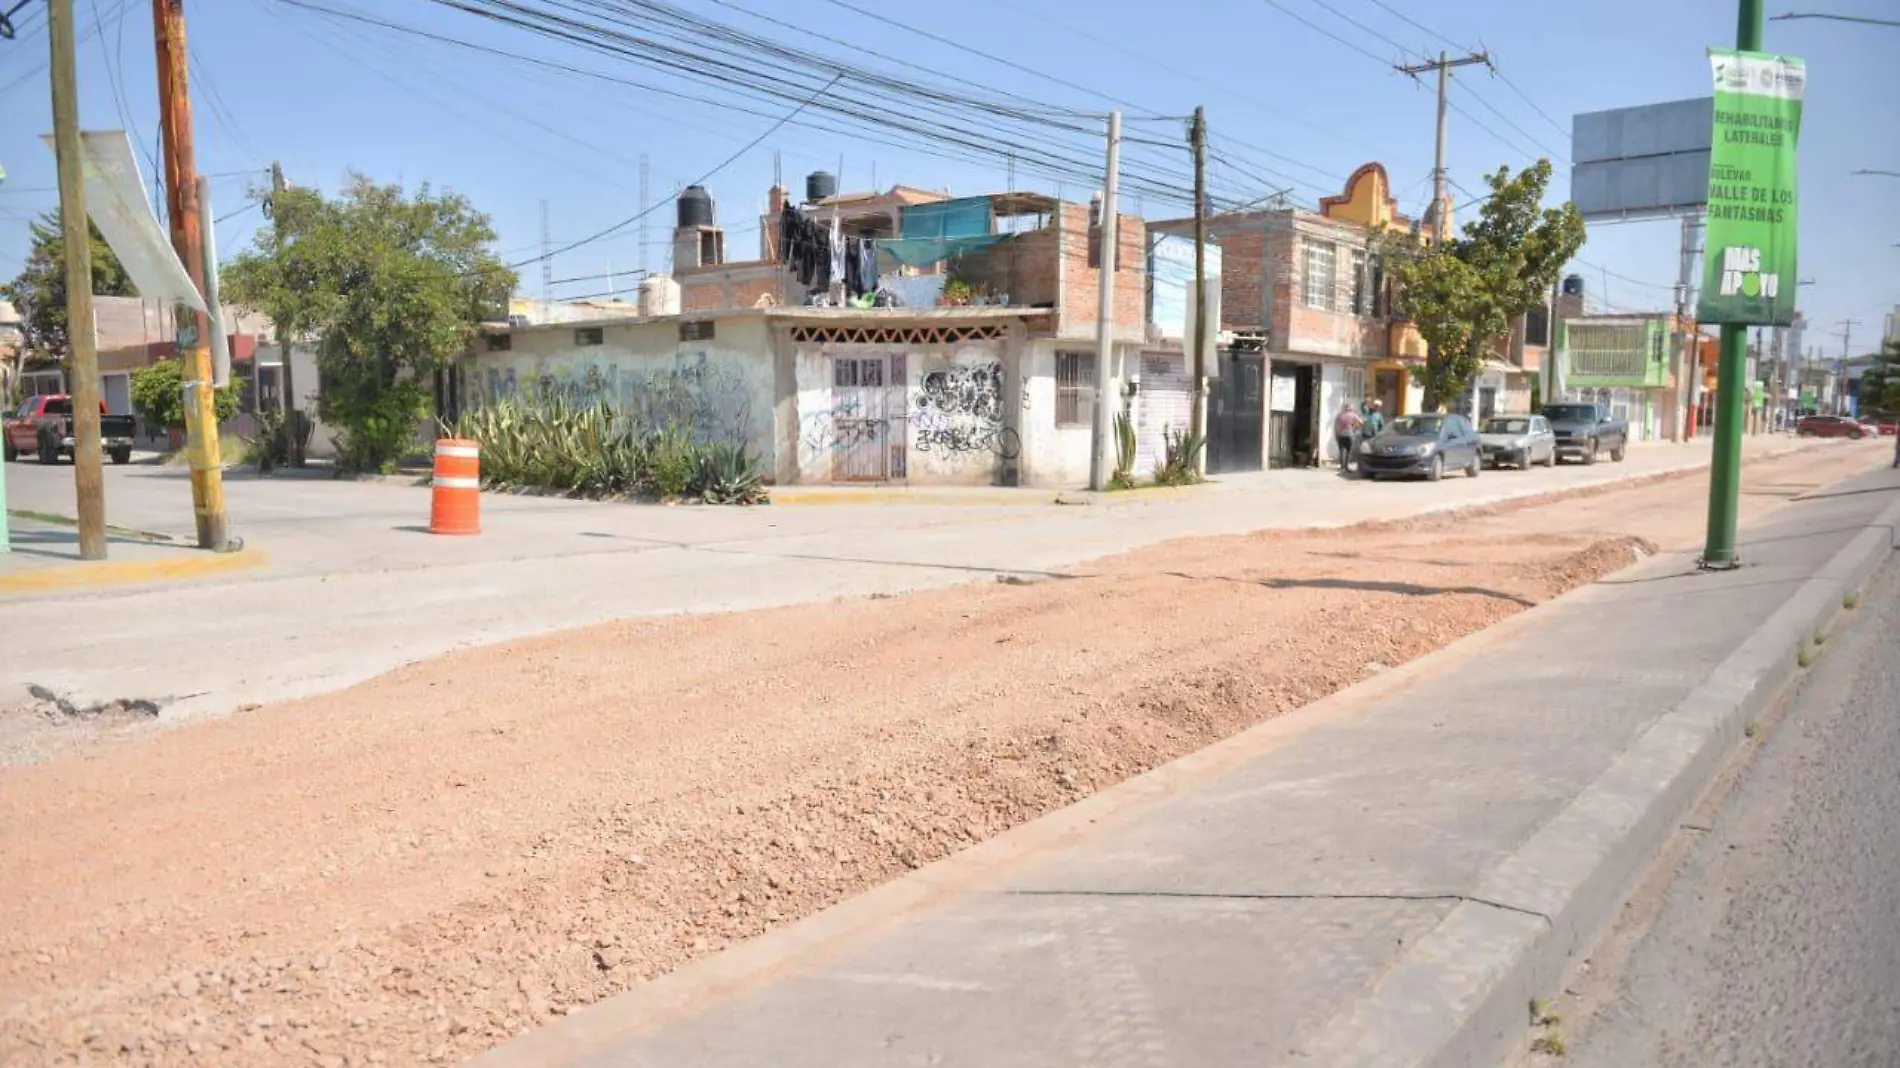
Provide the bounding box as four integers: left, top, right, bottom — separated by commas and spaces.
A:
1701, 0, 1764, 569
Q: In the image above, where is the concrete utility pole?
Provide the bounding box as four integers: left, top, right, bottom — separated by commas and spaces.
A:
1188, 105, 1209, 475
49, 0, 108, 560
269, 161, 303, 466
1835, 319, 1860, 412
1088, 110, 1122, 493
1396, 50, 1490, 241
152, 0, 230, 550
1672, 213, 1704, 441
1700, 0, 1762, 570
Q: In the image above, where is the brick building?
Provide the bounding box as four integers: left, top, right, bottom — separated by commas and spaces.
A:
1157, 162, 1431, 468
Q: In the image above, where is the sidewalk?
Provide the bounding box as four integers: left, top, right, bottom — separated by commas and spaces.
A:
471, 466, 1900, 1068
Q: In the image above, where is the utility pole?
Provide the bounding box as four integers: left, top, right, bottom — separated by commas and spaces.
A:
637, 154, 650, 276
1834, 319, 1860, 413
49, 0, 107, 560
1397, 50, 1490, 242
1088, 110, 1122, 493
1672, 213, 1702, 441
268, 161, 302, 466
1188, 105, 1209, 475
152, 0, 229, 550
1700, 0, 1762, 570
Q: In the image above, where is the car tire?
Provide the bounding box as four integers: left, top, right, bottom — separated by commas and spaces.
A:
36, 431, 58, 464
2, 439, 15, 462
1466, 454, 1480, 478
1426, 454, 1444, 482
1544, 446, 1558, 468
1582, 439, 1599, 465
110, 447, 132, 465
1612, 442, 1627, 462
1850, 430, 1864, 440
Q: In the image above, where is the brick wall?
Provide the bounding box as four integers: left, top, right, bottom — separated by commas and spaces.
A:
1053, 203, 1146, 339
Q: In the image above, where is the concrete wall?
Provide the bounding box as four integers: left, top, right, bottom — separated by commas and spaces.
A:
788, 329, 1026, 487
466, 318, 778, 470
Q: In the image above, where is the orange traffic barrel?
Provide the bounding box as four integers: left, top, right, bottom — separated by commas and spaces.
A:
429, 439, 482, 535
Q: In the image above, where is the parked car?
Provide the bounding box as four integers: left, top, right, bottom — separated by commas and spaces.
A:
1479, 414, 1556, 470
1541, 403, 1629, 464
3, 395, 137, 464
1357, 413, 1481, 481
1794, 414, 1866, 439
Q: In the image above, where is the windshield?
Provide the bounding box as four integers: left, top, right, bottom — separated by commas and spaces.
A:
1542, 405, 1597, 422
1484, 418, 1530, 434
1388, 415, 1443, 436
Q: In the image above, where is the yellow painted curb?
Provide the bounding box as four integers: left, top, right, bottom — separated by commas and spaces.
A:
0, 548, 267, 595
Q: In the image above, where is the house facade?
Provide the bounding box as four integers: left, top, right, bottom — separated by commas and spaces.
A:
1157, 162, 1432, 469
457, 178, 1223, 489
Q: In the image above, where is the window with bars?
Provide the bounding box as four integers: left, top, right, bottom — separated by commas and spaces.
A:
1350, 250, 1368, 316
1056, 351, 1094, 427
1341, 367, 1367, 405
1302, 239, 1338, 312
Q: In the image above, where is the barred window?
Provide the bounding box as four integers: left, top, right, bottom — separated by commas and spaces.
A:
1302, 239, 1338, 312
1056, 351, 1094, 427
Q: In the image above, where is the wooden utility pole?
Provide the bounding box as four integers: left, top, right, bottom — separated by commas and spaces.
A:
48, 0, 107, 560
270, 161, 302, 466
1087, 110, 1121, 492
1188, 106, 1209, 475
151, 0, 229, 549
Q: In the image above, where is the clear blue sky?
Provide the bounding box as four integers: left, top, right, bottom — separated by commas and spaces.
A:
0, 0, 1892, 354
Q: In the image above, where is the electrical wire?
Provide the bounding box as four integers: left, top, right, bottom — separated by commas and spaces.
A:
1451, 79, 1567, 164
1301, 0, 1421, 59
1258, 0, 1390, 66
1361, 0, 1469, 53
1491, 66, 1570, 139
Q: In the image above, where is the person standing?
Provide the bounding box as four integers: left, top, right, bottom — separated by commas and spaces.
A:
1333, 401, 1364, 471
1364, 398, 1386, 437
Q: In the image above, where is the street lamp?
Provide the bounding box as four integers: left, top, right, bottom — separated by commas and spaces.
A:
1771, 12, 1900, 27
1854, 169, 1900, 178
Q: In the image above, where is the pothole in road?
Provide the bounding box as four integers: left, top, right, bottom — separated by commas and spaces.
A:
20, 683, 166, 723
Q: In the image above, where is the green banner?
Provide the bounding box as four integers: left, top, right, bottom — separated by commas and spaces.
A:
1698, 49, 1805, 327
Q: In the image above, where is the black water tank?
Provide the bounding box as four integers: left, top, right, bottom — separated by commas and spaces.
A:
1561, 273, 1585, 298
806, 171, 838, 203
677, 185, 714, 228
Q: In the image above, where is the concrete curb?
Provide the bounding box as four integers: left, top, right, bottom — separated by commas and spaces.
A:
1293, 488, 1900, 1068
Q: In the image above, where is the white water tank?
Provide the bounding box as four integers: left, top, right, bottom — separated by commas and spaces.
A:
637, 274, 681, 317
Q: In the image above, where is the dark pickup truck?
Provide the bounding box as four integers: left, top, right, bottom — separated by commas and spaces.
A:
4, 395, 137, 464
1541, 402, 1629, 465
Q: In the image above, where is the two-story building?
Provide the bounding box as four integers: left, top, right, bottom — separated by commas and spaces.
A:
1157, 162, 1434, 468
456, 175, 1214, 488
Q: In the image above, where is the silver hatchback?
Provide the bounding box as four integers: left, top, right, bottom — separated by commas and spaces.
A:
1479, 414, 1557, 470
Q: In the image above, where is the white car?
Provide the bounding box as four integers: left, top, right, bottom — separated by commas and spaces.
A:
1478, 414, 1557, 470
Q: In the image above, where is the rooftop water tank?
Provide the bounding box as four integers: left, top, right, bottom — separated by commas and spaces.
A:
1561, 274, 1585, 298
805, 170, 838, 203
677, 186, 715, 229
637, 274, 681, 318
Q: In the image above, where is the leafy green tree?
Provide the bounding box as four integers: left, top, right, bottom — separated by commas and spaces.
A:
1381, 161, 1586, 410
224, 174, 514, 472
2, 212, 138, 392
1859, 339, 1900, 418
130, 357, 239, 432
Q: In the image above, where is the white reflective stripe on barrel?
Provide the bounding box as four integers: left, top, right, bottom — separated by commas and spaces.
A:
433, 476, 481, 490
436, 444, 480, 459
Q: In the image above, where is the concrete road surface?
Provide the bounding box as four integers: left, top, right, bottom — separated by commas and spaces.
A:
1552, 556, 1900, 1067
0, 437, 1859, 729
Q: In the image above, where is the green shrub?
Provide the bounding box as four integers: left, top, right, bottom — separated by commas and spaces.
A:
241, 406, 315, 473
447, 385, 767, 504
129, 358, 240, 434
1153, 426, 1206, 486
1110, 411, 1138, 490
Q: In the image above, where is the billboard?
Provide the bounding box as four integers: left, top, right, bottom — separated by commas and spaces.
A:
1697, 49, 1804, 327
1570, 98, 1713, 221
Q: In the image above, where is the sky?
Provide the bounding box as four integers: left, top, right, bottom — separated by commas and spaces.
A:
0, 0, 1894, 354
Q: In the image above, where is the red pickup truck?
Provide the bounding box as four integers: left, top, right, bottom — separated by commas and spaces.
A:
4, 395, 137, 464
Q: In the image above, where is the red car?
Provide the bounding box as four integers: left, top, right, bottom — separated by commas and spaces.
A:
1794, 414, 1869, 439
3, 395, 138, 464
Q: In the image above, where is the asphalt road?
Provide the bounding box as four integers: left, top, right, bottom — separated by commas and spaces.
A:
1555, 556, 1900, 1068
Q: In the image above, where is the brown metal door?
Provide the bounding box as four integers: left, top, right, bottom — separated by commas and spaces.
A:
831, 356, 891, 482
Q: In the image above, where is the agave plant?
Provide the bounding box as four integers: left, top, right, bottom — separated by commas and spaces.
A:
694, 441, 768, 505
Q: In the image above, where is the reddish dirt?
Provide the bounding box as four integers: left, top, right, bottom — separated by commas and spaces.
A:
0, 444, 1878, 1067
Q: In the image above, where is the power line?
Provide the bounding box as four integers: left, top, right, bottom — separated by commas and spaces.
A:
1362, 0, 1468, 52
1450, 79, 1567, 163
1260, 0, 1391, 65
514, 73, 843, 268
1303, 0, 1421, 59
1491, 66, 1570, 139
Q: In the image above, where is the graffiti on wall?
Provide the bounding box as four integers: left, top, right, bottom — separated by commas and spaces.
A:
481, 353, 755, 447
911, 362, 1019, 458
800, 397, 889, 453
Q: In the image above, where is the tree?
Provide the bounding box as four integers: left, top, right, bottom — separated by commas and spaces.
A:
1859, 339, 1900, 418
1381, 160, 1586, 410
224, 175, 514, 472
130, 357, 240, 433
1, 212, 138, 394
